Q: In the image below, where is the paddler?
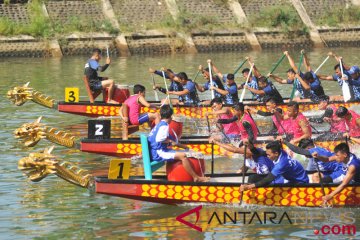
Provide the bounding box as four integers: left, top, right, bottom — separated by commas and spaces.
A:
84, 48, 119, 104
120, 84, 160, 126
216, 102, 259, 142
309, 97, 346, 140
205, 97, 240, 141
285, 50, 327, 102
336, 106, 360, 138
315, 143, 360, 204
196, 60, 225, 104
148, 105, 209, 182
275, 101, 312, 145
240, 140, 309, 192
208, 59, 239, 104
163, 70, 200, 106
246, 98, 292, 136
285, 139, 345, 183
150, 68, 184, 103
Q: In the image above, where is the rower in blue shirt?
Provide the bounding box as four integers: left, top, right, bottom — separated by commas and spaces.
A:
240, 141, 309, 192
148, 105, 209, 182
285, 139, 345, 183
208, 60, 239, 104
150, 68, 184, 102
316, 143, 360, 204
196, 61, 226, 104
165, 71, 200, 106
285, 50, 327, 102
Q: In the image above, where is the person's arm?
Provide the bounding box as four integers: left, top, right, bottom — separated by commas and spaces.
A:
210, 86, 228, 96
245, 86, 265, 96
138, 95, 156, 108
323, 166, 356, 203
209, 60, 224, 80
217, 115, 238, 124
207, 107, 230, 117
349, 136, 360, 144
156, 86, 167, 94
240, 173, 276, 191
256, 110, 274, 117
283, 141, 312, 157
295, 73, 311, 91
168, 89, 189, 96
285, 51, 298, 73
317, 74, 334, 81
302, 50, 312, 72
211, 139, 250, 155
151, 68, 170, 79
291, 119, 311, 144
243, 121, 254, 142
247, 57, 262, 78
347, 78, 360, 86
195, 82, 205, 92
268, 73, 287, 84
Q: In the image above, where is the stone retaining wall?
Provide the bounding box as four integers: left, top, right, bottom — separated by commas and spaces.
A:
0, 0, 359, 57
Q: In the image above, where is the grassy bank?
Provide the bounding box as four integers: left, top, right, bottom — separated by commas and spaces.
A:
0, 0, 118, 38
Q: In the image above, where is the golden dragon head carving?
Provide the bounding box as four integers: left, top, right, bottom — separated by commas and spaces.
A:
18, 146, 58, 182
14, 116, 46, 147
7, 82, 33, 106
14, 116, 76, 148
18, 146, 93, 188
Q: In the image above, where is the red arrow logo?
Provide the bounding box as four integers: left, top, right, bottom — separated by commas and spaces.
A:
176, 205, 202, 232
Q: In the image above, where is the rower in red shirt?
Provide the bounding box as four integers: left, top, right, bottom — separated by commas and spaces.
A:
275, 101, 312, 144
336, 106, 360, 138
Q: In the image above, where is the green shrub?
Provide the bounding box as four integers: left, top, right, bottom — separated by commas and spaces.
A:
248, 5, 308, 36
316, 6, 360, 26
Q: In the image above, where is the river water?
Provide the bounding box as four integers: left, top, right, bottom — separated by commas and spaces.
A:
1, 48, 360, 239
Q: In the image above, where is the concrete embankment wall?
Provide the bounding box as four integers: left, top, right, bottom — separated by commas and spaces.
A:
0, 0, 359, 57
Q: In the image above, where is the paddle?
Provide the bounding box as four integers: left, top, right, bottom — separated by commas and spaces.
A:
239, 144, 247, 205
161, 70, 173, 108
106, 47, 109, 58
208, 61, 215, 99
267, 53, 286, 77
151, 74, 159, 101
314, 56, 330, 74
207, 116, 215, 175
233, 59, 248, 75
193, 70, 200, 83
339, 59, 352, 102
247, 110, 261, 135
290, 52, 305, 100
239, 64, 254, 102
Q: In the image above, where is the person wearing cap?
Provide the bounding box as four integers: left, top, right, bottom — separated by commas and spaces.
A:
164, 71, 200, 106
285, 50, 327, 102
285, 139, 345, 183
318, 143, 360, 204
196, 61, 225, 104
150, 68, 184, 103
208, 60, 239, 104
336, 106, 360, 138
275, 101, 312, 145
240, 141, 309, 192
309, 97, 346, 140
317, 54, 360, 101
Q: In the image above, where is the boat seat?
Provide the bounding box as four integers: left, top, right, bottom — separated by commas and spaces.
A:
83, 75, 105, 103
140, 134, 164, 180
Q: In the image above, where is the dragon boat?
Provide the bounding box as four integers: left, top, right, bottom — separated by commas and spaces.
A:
17, 145, 360, 208
7, 83, 360, 118
14, 117, 344, 158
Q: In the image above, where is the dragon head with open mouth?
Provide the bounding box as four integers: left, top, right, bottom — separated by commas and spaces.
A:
14, 116, 46, 147
7, 82, 33, 106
